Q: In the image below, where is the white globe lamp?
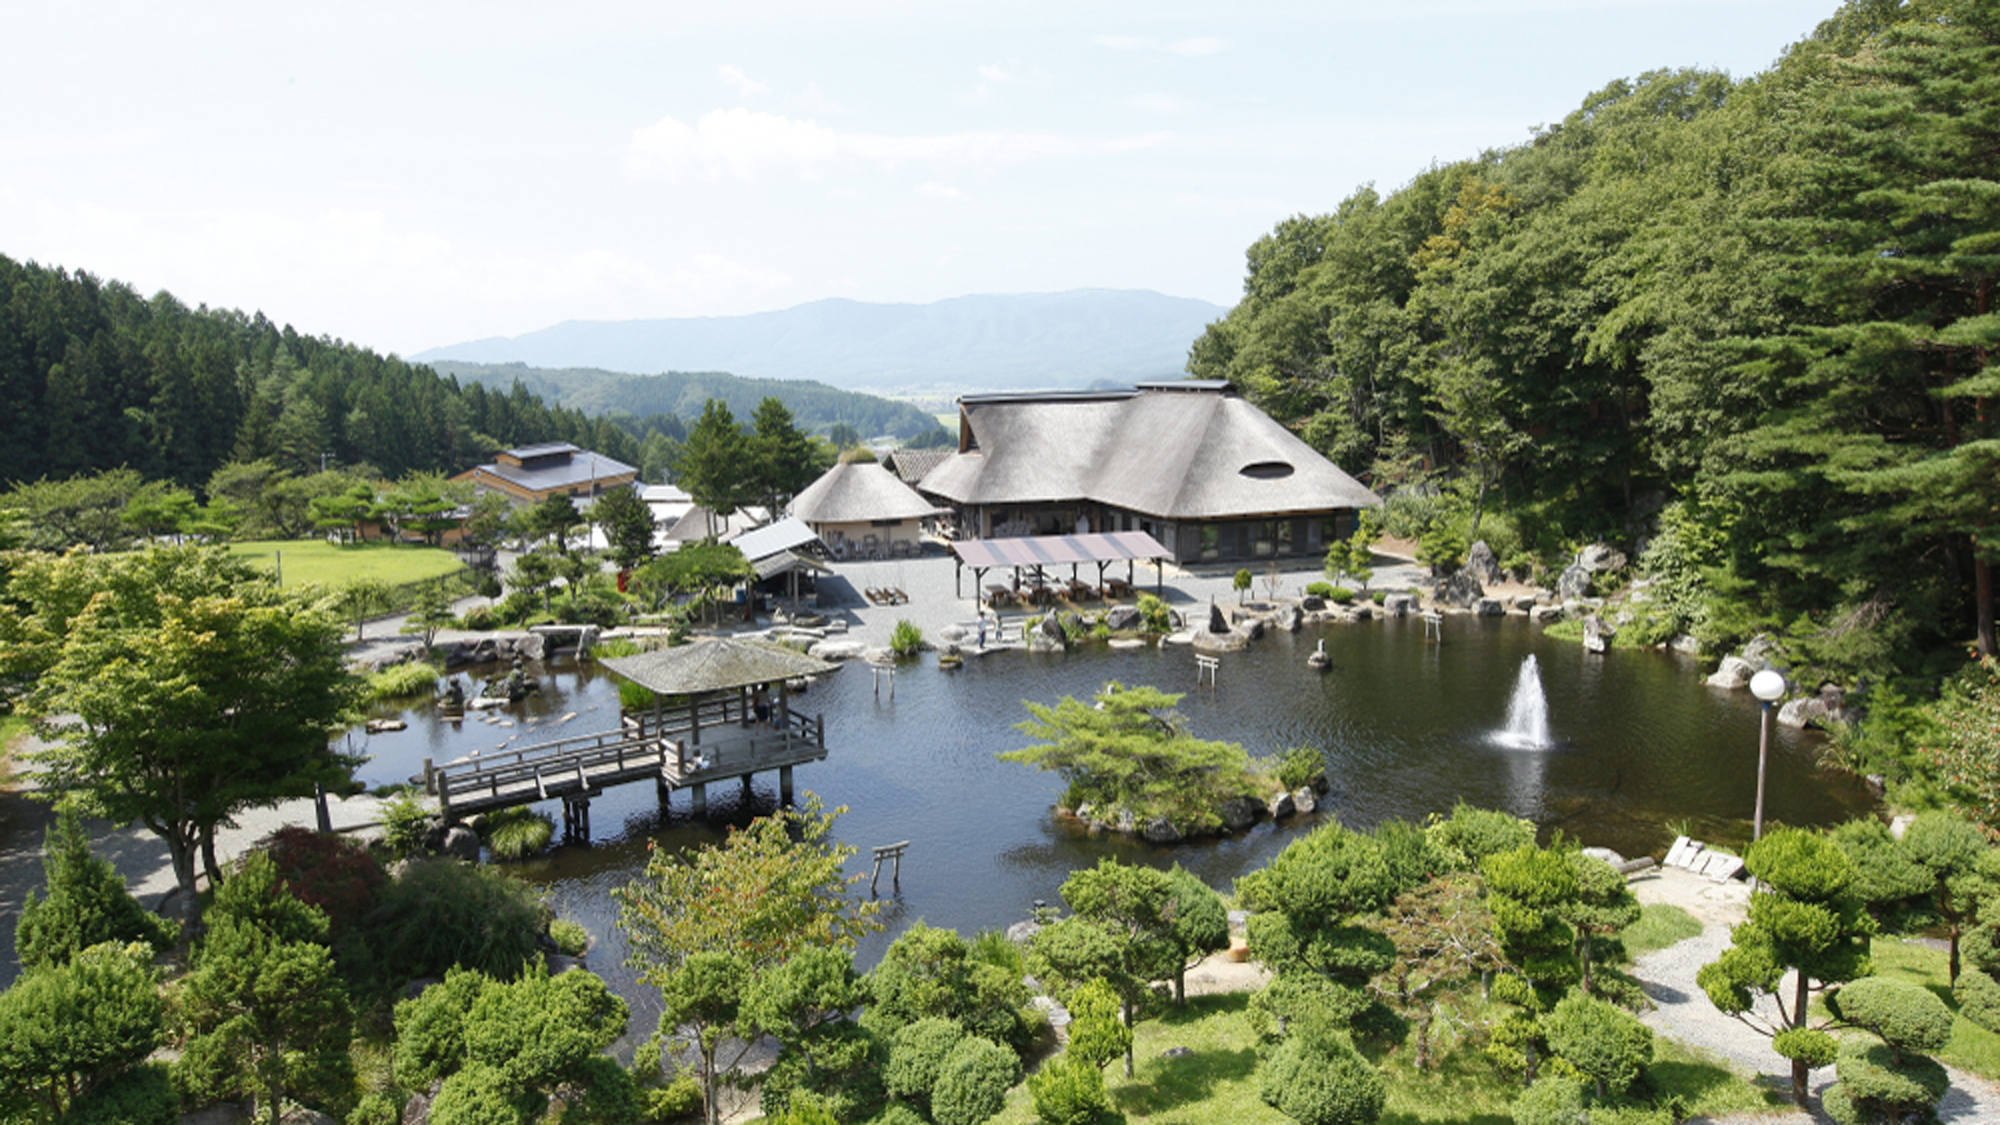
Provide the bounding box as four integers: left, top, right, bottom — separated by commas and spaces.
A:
1749, 670, 1786, 840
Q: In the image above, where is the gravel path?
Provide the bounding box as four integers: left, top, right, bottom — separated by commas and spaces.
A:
1630, 866, 2000, 1123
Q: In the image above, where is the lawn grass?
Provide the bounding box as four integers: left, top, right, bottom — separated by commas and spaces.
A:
0, 712, 26, 786
1621, 902, 1703, 958
227, 539, 465, 591
1865, 938, 2000, 1080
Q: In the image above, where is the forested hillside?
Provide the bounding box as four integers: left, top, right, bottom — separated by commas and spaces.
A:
1193, 0, 1999, 678
0, 255, 639, 489
428, 361, 948, 442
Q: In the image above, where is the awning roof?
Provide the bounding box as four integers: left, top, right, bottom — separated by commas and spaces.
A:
601, 637, 841, 694
951, 530, 1170, 570
753, 548, 833, 581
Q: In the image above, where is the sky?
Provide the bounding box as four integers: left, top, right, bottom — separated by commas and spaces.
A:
1, 0, 1844, 357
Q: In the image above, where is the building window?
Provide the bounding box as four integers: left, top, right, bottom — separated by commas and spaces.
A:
1200, 524, 1219, 562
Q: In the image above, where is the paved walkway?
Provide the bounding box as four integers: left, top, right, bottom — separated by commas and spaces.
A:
1630, 866, 2000, 1123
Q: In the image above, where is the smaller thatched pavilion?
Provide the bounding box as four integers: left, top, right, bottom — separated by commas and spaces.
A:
789, 460, 948, 559
600, 638, 842, 815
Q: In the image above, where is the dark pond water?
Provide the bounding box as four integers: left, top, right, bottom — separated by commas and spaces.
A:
354, 616, 1875, 1038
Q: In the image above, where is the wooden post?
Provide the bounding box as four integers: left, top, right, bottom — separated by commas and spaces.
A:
779, 765, 794, 806
692, 783, 707, 819
422, 758, 435, 795
314, 783, 332, 834
742, 773, 755, 799
869, 840, 910, 897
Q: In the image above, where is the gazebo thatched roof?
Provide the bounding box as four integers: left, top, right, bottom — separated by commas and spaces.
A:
790, 461, 948, 524
601, 638, 841, 695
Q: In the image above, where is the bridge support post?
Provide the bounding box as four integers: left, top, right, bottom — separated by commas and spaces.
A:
562, 795, 592, 844
779, 765, 794, 806
741, 773, 754, 800
692, 783, 707, 819
656, 776, 671, 813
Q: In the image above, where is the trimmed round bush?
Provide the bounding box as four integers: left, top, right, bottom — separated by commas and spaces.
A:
60, 1060, 177, 1125
868, 1106, 927, 1125
1326, 587, 1355, 605
641, 1075, 703, 1122
931, 1036, 1022, 1125
1508, 1075, 1586, 1125
1544, 991, 1653, 1097
1029, 1055, 1110, 1125
1427, 803, 1535, 869
884, 1017, 966, 1107
347, 1092, 401, 1125
1830, 1041, 1950, 1124
1772, 1026, 1839, 1069
429, 1064, 529, 1125
1259, 1037, 1385, 1125
1956, 968, 2000, 1033
1829, 976, 1953, 1057
364, 859, 548, 983
548, 918, 589, 956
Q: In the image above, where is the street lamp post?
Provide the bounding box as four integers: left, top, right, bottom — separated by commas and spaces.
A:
1750, 669, 1787, 840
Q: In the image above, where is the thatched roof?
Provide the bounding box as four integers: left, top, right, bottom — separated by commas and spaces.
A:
919, 382, 1380, 519
883, 447, 954, 486
601, 638, 841, 694
790, 461, 948, 524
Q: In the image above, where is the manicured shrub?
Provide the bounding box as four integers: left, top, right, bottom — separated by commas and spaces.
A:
347, 1092, 401, 1125
1135, 595, 1172, 632
481, 807, 555, 861
1772, 1027, 1838, 1069
0, 942, 164, 1118
1064, 980, 1130, 1071
639, 1074, 703, 1123
363, 859, 548, 983
1826, 1040, 1950, 1125
890, 619, 925, 657
58, 1060, 177, 1125
1326, 587, 1355, 605
15, 808, 176, 971
1370, 590, 1387, 605
1029, 1055, 1110, 1125
883, 1017, 965, 1110
380, 794, 433, 860
364, 661, 440, 702
1273, 746, 1324, 791
1829, 976, 1953, 1061
1955, 968, 2000, 1033
1427, 802, 1535, 870
931, 1036, 1021, 1125
763, 1092, 841, 1125
1258, 1035, 1385, 1125
1508, 1075, 1586, 1125
549, 918, 589, 956
1543, 991, 1653, 1098
867, 1106, 927, 1125
1305, 581, 1336, 599
429, 1064, 526, 1125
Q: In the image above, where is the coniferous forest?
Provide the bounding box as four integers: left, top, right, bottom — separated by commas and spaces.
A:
1191, 0, 1999, 686
0, 253, 643, 489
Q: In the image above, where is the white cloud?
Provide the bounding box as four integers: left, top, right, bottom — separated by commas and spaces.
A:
976, 64, 1017, 84
625, 109, 1104, 181
717, 64, 769, 98
915, 181, 965, 200
1093, 34, 1229, 56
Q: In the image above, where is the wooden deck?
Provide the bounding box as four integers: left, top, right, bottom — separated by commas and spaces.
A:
433, 702, 828, 820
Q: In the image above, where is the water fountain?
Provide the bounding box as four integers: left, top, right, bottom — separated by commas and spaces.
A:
1493, 654, 1553, 750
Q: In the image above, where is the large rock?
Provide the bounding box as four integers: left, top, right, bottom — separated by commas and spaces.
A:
278, 1110, 339, 1125
1105, 604, 1143, 631
1349, 602, 1373, 621
1530, 604, 1566, 625
1583, 615, 1614, 655
1219, 797, 1263, 832
1576, 543, 1628, 573
1142, 817, 1184, 844
1290, 786, 1318, 815
1383, 593, 1416, 617
1277, 605, 1302, 632
1670, 634, 1700, 656
1207, 602, 1231, 634
1266, 790, 1295, 819
1033, 614, 1069, 650
1779, 685, 1855, 730
401, 1091, 433, 1125
1300, 595, 1326, 612
440, 825, 481, 863
1705, 656, 1755, 690
1557, 564, 1593, 601
1466, 540, 1502, 584
1434, 570, 1485, 609
807, 640, 868, 661
514, 632, 547, 661
1474, 597, 1505, 617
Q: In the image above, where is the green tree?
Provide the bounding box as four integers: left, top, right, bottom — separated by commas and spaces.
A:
1479, 844, 1581, 1084
931, 1036, 1020, 1125
174, 854, 352, 1125
508, 547, 563, 618
338, 576, 396, 641
1240, 822, 1399, 1039
1931, 656, 2000, 832
121, 480, 199, 543
401, 576, 463, 649
615, 798, 882, 1125
1164, 864, 1230, 1005
1542, 991, 1652, 1100
522, 492, 582, 553
1698, 828, 1874, 1106
1825, 976, 1955, 1125
1000, 682, 1258, 835
14, 807, 176, 973
1552, 849, 1641, 997
863, 922, 1033, 1051
308, 480, 378, 543
678, 400, 753, 533
884, 1017, 963, 1116
629, 541, 754, 622
751, 397, 823, 515
1031, 858, 1180, 1077
1234, 568, 1253, 603
590, 484, 657, 570
0, 941, 164, 1120
1373, 873, 1502, 1071
742, 945, 878, 1121
1258, 1031, 1385, 1125
1899, 811, 1991, 984
22, 547, 360, 911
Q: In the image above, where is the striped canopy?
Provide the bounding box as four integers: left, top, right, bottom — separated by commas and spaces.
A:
950, 531, 1169, 570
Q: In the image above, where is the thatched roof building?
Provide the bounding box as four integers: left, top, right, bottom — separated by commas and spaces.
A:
788, 461, 946, 559
918, 381, 1380, 565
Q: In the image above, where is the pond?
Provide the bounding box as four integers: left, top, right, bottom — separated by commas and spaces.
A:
354, 615, 1875, 1038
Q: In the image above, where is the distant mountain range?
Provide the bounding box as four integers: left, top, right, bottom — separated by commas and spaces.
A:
425, 362, 949, 441
413, 290, 1226, 394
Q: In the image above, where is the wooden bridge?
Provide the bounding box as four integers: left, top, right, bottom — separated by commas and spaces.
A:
431, 697, 828, 841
